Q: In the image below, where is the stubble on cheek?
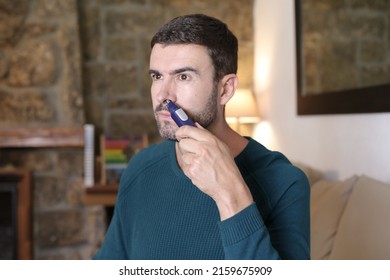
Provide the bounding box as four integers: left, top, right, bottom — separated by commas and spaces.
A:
154, 103, 177, 140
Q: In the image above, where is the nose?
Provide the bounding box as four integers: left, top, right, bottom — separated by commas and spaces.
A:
155, 79, 176, 104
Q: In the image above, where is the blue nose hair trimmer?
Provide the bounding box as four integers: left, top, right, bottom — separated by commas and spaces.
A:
165, 99, 196, 127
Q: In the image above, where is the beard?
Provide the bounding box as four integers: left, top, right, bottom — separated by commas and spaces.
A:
154, 85, 218, 141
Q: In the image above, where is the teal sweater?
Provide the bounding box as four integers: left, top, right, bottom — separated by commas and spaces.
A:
94, 138, 310, 260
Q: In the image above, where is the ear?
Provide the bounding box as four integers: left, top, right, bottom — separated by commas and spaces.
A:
219, 74, 239, 106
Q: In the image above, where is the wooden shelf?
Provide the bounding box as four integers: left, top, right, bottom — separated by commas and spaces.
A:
0, 168, 32, 259
0, 127, 84, 148
0, 127, 121, 207
83, 184, 118, 206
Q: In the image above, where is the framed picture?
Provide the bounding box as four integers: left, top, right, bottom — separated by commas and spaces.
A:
295, 0, 390, 115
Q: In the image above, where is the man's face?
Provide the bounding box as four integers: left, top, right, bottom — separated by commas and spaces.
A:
149, 44, 219, 140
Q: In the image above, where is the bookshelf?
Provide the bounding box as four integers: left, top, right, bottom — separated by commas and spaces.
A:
83, 133, 148, 206
0, 127, 147, 207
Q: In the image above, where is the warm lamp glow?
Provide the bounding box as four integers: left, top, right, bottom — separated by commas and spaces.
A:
225, 89, 260, 124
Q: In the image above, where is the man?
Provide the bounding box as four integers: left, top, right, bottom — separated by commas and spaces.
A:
94, 14, 310, 260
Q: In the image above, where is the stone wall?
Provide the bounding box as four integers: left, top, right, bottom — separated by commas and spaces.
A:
0, 0, 106, 260
0, 0, 85, 126
78, 0, 254, 141
0, 0, 254, 259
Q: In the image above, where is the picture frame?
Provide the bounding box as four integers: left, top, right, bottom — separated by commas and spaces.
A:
295, 0, 390, 115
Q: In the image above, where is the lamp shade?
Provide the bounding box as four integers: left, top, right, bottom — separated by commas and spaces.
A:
225, 89, 260, 123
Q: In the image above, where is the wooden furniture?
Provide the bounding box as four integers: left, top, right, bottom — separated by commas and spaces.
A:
0, 127, 119, 205
83, 184, 118, 206
0, 168, 32, 260
0, 127, 85, 148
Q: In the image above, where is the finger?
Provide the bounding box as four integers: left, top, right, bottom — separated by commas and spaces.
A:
181, 152, 197, 166
195, 122, 205, 129
177, 137, 199, 155
175, 123, 210, 142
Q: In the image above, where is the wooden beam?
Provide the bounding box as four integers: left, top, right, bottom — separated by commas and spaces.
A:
83, 184, 118, 206
0, 127, 85, 148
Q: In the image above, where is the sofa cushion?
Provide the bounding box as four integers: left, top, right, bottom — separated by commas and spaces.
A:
310, 175, 358, 260
293, 162, 323, 186
329, 176, 390, 259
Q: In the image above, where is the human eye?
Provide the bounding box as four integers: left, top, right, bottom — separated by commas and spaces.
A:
178, 73, 190, 81
150, 72, 162, 81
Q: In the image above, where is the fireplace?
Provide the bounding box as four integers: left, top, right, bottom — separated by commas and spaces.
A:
0, 169, 32, 259
0, 127, 107, 260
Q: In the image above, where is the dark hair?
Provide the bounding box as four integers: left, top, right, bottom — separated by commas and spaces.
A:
151, 14, 238, 82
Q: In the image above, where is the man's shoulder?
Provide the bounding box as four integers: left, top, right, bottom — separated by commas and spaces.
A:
117, 140, 173, 191
123, 140, 174, 175
240, 137, 309, 188
239, 138, 290, 168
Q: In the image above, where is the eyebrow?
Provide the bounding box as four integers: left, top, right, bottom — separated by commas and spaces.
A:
170, 67, 199, 76
148, 67, 200, 76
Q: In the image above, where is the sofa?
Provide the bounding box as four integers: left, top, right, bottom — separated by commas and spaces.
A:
295, 162, 390, 260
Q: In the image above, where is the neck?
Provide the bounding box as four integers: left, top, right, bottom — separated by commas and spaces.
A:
199, 117, 249, 158
214, 121, 249, 158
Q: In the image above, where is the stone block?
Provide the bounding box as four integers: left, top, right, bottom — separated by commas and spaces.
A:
237, 45, 254, 89
106, 37, 137, 61
106, 111, 158, 138
55, 149, 84, 177
34, 0, 76, 18
35, 208, 87, 248
105, 10, 162, 35
34, 176, 68, 210
24, 22, 57, 39
0, 149, 57, 172
66, 179, 85, 206
0, 0, 29, 46
83, 63, 137, 95
57, 20, 85, 125
107, 96, 151, 110
7, 41, 57, 87
0, 90, 56, 124
225, 0, 254, 42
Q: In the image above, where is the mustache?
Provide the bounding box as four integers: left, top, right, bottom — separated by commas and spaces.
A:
155, 102, 169, 113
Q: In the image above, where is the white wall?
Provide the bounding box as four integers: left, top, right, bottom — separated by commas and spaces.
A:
253, 0, 390, 183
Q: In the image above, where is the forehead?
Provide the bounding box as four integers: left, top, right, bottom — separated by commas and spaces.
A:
150, 44, 213, 72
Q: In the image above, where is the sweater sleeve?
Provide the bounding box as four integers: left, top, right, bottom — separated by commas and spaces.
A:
93, 206, 127, 260
218, 176, 311, 260
218, 203, 280, 260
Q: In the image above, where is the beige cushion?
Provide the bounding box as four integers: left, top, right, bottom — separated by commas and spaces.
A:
329, 176, 390, 259
310, 176, 358, 259
293, 162, 323, 186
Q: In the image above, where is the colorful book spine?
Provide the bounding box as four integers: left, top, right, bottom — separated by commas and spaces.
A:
101, 135, 148, 184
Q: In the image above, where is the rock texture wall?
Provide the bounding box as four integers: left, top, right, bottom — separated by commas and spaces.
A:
0, 0, 105, 260
0, 0, 254, 259
78, 0, 254, 141
0, 0, 85, 126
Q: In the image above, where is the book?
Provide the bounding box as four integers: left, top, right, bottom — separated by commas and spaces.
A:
83, 124, 95, 187
100, 134, 148, 185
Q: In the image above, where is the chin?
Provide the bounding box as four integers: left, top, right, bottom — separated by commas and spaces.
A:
158, 120, 177, 140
